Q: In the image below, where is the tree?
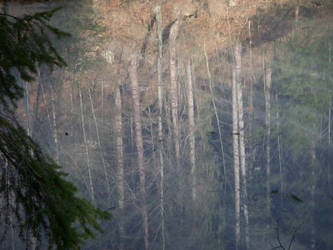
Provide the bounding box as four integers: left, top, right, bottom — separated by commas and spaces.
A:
0, 7, 110, 249
129, 53, 149, 250
232, 42, 241, 250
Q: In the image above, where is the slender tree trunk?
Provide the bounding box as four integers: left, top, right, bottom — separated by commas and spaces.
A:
101, 79, 104, 125
232, 57, 241, 250
154, 6, 166, 250
165, 99, 173, 160
154, 6, 166, 249
235, 41, 249, 250
148, 106, 156, 167
50, 84, 59, 164
24, 82, 31, 137
78, 80, 95, 203
40, 80, 52, 131
276, 94, 284, 203
264, 58, 272, 217
130, 116, 134, 150
310, 144, 317, 250
204, 42, 226, 189
24, 82, 37, 250
169, 19, 180, 169
329, 97, 331, 145
32, 70, 42, 139
88, 86, 110, 195
129, 54, 149, 250
328, 44, 331, 186
69, 77, 75, 143
115, 85, 125, 250
248, 20, 255, 181
186, 60, 196, 201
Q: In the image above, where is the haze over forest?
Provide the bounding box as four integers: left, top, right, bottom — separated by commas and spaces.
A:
1, 0, 333, 249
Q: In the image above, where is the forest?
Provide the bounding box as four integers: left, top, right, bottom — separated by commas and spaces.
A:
0, 0, 333, 249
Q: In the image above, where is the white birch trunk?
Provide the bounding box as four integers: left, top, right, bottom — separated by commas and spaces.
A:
169, 19, 180, 169
232, 60, 241, 250
264, 59, 272, 216
50, 84, 59, 164
129, 55, 149, 250
248, 20, 255, 181
115, 85, 125, 249
154, 6, 166, 250
235, 41, 249, 250
186, 60, 196, 201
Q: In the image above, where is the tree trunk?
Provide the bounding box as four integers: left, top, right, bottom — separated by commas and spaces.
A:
40, 80, 52, 131
50, 84, 59, 164
32, 70, 42, 139
154, 6, 166, 250
275, 94, 284, 203
24, 82, 31, 137
88, 86, 110, 195
147, 106, 156, 167
264, 58, 272, 217
310, 144, 317, 250
115, 85, 125, 250
24, 82, 37, 250
204, 41, 226, 190
69, 76, 75, 144
78, 80, 95, 203
129, 54, 149, 250
328, 44, 331, 186
232, 56, 241, 250
169, 19, 180, 169
101, 79, 104, 125
186, 60, 196, 201
235, 40, 249, 250
248, 20, 255, 181
329, 97, 331, 145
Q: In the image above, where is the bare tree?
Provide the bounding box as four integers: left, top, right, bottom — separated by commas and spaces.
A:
169, 19, 180, 169
264, 57, 272, 216
186, 60, 196, 201
235, 40, 249, 250
50, 84, 59, 164
204, 41, 226, 190
78, 80, 95, 203
232, 52, 241, 250
88, 86, 110, 195
129, 54, 149, 250
115, 85, 125, 249
154, 5, 166, 250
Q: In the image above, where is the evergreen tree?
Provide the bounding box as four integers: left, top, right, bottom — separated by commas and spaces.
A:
0, 6, 110, 250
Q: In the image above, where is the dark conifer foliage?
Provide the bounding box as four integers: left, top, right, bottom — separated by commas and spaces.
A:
0, 6, 110, 250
